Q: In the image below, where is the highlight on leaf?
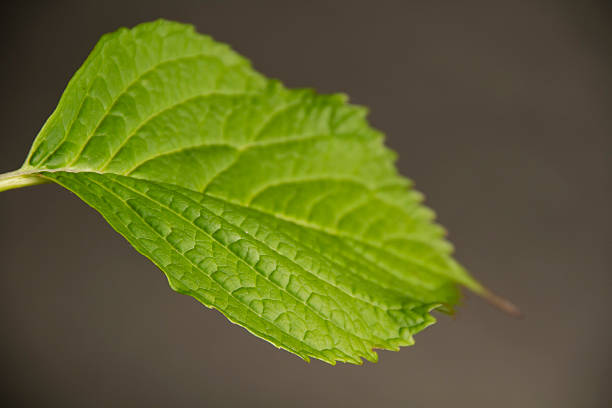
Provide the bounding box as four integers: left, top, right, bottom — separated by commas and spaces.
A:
0, 19, 517, 364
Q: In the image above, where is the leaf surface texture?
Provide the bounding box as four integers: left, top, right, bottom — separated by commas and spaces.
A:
5, 20, 484, 364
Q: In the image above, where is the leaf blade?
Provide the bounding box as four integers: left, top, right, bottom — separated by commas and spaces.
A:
1, 19, 491, 363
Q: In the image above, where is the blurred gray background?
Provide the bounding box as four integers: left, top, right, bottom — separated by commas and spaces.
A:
0, 1, 610, 406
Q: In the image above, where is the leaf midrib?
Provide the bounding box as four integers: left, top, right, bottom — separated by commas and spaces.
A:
14, 165, 469, 291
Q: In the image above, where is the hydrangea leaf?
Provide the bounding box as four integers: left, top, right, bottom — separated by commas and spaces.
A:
0, 20, 507, 364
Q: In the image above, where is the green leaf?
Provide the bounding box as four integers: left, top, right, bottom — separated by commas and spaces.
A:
0, 20, 509, 364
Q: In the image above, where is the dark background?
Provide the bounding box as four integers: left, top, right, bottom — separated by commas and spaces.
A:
0, 1, 610, 406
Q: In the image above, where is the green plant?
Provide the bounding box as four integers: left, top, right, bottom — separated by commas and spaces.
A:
0, 20, 516, 364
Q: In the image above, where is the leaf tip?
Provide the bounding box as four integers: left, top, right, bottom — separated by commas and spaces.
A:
480, 288, 523, 318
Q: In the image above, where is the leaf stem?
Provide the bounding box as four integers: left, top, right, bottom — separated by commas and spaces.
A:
0, 169, 49, 193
